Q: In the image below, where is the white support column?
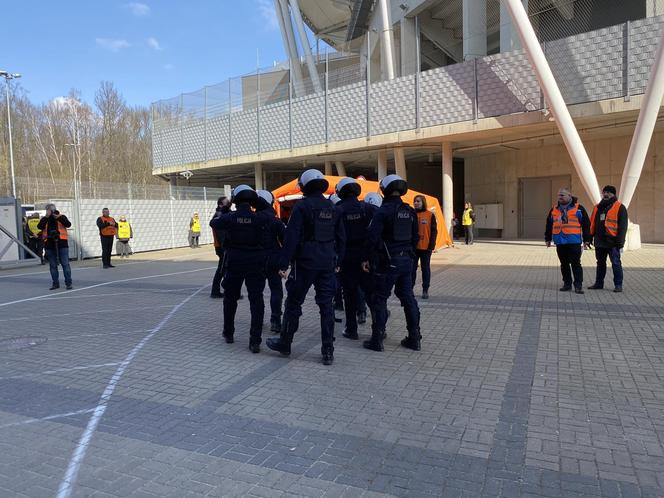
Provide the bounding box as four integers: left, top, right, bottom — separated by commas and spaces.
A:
335, 161, 346, 176
254, 163, 264, 190
500, 0, 527, 52
400, 17, 418, 76
442, 142, 454, 237
620, 30, 664, 209
502, 0, 601, 203
647, 0, 663, 17
463, 0, 487, 60
377, 0, 396, 80
377, 150, 388, 180
394, 147, 407, 180
277, 0, 304, 96
289, 0, 323, 93
324, 160, 333, 176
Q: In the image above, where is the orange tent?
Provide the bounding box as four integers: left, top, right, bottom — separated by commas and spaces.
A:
272, 175, 453, 250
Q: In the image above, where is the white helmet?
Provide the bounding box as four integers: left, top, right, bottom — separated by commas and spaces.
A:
335, 177, 361, 198
298, 169, 329, 195
364, 192, 383, 208
256, 189, 274, 205
231, 184, 257, 204
329, 193, 341, 205
379, 174, 408, 196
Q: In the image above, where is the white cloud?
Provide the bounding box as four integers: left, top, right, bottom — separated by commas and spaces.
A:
126, 2, 150, 16
95, 38, 131, 52
257, 0, 279, 31
147, 37, 162, 51
163, 63, 174, 70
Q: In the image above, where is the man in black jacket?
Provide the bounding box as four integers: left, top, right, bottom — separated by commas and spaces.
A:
37, 203, 73, 290
588, 185, 629, 292
210, 196, 231, 298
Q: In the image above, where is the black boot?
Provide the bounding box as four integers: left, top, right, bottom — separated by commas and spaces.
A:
363, 330, 384, 352
270, 317, 282, 334
342, 328, 359, 340
401, 329, 421, 351
249, 342, 260, 353
356, 311, 367, 324
322, 346, 334, 365
588, 283, 603, 290
422, 289, 429, 299
266, 337, 291, 356
559, 284, 572, 292
222, 331, 234, 344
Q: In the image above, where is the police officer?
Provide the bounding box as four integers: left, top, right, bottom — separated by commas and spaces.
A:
255, 189, 286, 333
362, 174, 421, 352
210, 185, 268, 353
335, 177, 375, 340
329, 193, 344, 317
210, 196, 231, 299
266, 169, 346, 365
356, 192, 383, 325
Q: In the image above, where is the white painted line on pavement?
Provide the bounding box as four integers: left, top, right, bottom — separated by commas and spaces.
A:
55, 283, 209, 498
38, 286, 202, 301
0, 409, 95, 430
0, 362, 122, 380
0, 250, 213, 279
0, 267, 215, 308
0, 305, 174, 322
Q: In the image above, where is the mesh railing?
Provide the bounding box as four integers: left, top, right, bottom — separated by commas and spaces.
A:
152, 0, 664, 168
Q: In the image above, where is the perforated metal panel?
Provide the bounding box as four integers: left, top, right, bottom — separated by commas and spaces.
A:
630, 16, 664, 95
478, 50, 540, 118
292, 94, 326, 148
259, 102, 290, 152
207, 115, 230, 160
182, 121, 206, 164
231, 110, 259, 157
328, 81, 367, 142
419, 62, 475, 127
370, 76, 416, 135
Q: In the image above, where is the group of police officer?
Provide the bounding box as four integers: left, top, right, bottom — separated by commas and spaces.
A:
210, 169, 422, 366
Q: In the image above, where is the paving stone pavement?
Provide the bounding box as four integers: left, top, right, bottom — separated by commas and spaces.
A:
0, 242, 663, 497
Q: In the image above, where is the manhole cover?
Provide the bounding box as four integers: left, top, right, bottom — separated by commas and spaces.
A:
0, 336, 48, 352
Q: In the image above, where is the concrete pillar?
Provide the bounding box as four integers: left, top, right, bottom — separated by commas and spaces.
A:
377, 150, 388, 180
254, 163, 264, 190
335, 161, 346, 176
394, 148, 407, 180
400, 17, 418, 76
442, 142, 454, 237
463, 0, 487, 60
324, 160, 333, 175
500, 0, 527, 53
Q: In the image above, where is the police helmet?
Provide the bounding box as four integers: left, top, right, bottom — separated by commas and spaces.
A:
329, 193, 341, 205
231, 184, 258, 204
298, 169, 329, 195
379, 174, 408, 196
364, 192, 383, 208
255, 189, 274, 210
335, 177, 361, 198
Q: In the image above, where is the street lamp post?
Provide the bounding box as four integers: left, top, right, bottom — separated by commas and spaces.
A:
0, 71, 21, 199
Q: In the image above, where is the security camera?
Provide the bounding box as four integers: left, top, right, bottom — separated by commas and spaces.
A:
180, 170, 193, 180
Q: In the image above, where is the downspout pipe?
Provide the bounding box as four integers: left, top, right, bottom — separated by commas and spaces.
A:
620, 29, 664, 208
289, 0, 323, 94
501, 0, 601, 203
377, 0, 396, 80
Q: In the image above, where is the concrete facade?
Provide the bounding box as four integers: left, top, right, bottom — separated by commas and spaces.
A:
464, 130, 664, 242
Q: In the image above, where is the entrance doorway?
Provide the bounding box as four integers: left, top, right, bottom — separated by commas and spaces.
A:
519, 175, 571, 239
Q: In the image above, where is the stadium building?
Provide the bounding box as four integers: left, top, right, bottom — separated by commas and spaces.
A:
151, 0, 664, 242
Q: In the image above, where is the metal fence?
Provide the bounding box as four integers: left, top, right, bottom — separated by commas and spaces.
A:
16, 178, 232, 260
152, 1, 664, 170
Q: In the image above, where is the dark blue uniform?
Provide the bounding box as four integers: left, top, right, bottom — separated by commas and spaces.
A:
365, 196, 420, 340
210, 203, 268, 346
278, 193, 346, 355
210, 205, 230, 297
336, 197, 375, 338
257, 206, 286, 327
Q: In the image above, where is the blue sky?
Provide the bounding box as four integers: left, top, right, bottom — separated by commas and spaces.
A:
2, 1, 309, 107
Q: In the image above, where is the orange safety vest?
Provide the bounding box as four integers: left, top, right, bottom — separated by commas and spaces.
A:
551, 203, 581, 235
42, 219, 68, 241
100, 216, 117, 237
416, 210, 433, 251
590, 201, 622, 237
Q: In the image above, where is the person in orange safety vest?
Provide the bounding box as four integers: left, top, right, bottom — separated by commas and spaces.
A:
96, 207, 117, 268
587, 185, 628, 293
